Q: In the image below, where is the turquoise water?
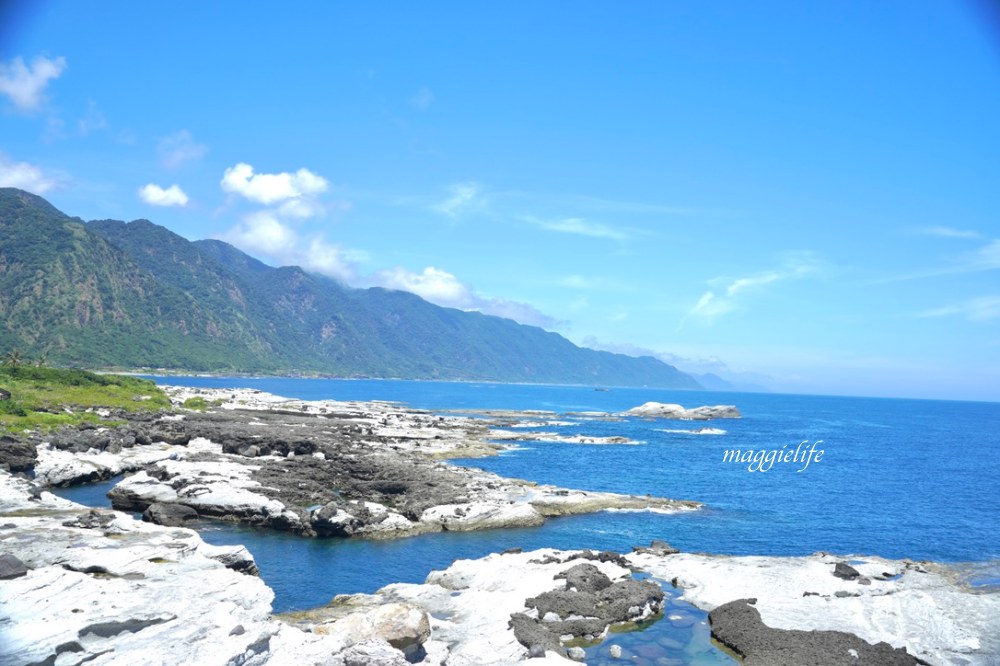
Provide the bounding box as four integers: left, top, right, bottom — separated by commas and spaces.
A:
81, 377, 1000, 615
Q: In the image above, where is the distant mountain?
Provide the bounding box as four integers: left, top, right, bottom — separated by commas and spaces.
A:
0, 188, 701, 388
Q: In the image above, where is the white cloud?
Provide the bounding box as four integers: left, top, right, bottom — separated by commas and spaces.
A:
375, 266, 474, 308
522, 215, 630, 241
686, 253, 821, 323
219, 212, 358, 283
221, 211, 298, 255
278, 197, 325, 219
410, 86, 434, 110
0, 155, 59, 193
919, 296, 1000, 322
158, 130, 207, 169
917, 226, 981, 240
372, 265, 558, 328
221, 162, 328, 205
0, 55, 66, 111
138, 183, 189, 207
433, 182, 483, 218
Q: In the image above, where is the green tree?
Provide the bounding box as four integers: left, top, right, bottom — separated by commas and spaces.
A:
3, 349, 23, 368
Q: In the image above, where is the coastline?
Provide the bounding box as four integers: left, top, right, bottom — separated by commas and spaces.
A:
1, 385, 998, 664
2, 469, 997, 665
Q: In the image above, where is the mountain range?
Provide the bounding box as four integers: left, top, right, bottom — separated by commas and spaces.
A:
0, 187, 704, 388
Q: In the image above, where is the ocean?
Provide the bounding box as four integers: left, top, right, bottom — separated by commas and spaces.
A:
58, 377, 1000, 618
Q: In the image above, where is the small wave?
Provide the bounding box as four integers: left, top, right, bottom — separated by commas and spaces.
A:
657, 427, 727, 435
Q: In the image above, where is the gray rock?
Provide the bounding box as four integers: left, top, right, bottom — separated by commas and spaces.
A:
632, 539, 680, 556
0, 436, 37, 473
556, 562, 613, 593
142, 502, 199, 527
567, 645, 586, 660
834, 562, 861, 580
708, 598, 923, 665
0, 553, 29, 579
509, 612, 566, 658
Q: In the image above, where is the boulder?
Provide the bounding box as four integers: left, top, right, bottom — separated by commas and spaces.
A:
833, 562, 861, 580
142, 502, 199, 527
0, 436, 37, 473
0, 553, 28, 579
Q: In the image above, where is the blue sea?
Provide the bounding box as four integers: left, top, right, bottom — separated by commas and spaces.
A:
60, 378, 1000, 618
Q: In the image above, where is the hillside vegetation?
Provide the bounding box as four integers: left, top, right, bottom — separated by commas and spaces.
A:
0, 188, 701, 388
0, 364, 169, 433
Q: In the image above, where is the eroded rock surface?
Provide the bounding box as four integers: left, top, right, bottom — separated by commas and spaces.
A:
15, 387, 699, 540
709, 598, 925, 665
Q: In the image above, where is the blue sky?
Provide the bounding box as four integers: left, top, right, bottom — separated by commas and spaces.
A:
1, 1, 999, 400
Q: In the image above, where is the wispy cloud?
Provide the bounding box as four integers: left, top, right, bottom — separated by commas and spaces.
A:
0, 55, 66, 111
916, 226, 982, 240
371, 265, 559, 328
432, 182, 484, 218
0, 154, 61, 193
138, 183, 189, 207
685, 252, 821, 324
875, 237, 1000, 283
77, 100, 107, 136
919, 296, 1000, 322
521, 215, 630, 241
409, 86, 434, 110
158, 130, 207, 169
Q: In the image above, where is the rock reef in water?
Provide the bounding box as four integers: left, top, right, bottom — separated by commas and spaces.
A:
622, 402, 742, 420
18, 387, 700, 540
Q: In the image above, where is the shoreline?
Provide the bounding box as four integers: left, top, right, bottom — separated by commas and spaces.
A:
2, 386, 998, 664
2, 470, 998, 665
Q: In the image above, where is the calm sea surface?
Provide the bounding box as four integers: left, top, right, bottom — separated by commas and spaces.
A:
59, 377, 1000, 615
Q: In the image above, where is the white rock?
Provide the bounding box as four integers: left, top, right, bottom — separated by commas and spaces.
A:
628, 551, 1000, 666
622, 402, 741, 420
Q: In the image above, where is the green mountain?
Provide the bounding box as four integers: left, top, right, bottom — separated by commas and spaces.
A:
0, 188, 701, 388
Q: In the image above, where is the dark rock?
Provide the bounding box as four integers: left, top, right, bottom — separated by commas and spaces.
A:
597, 578, 663, 622
556, 562, 612, 593
834, 562, 861, 580
632, 539, 680, 556
142, 502, 199, 527
527, 589, 598, 620
517, 568, 665, 656
509, 613, 566, 658
0, 436, 37, 473
0, 553, 29, 579
708, 598, 925, 665
502, 547, 523, 555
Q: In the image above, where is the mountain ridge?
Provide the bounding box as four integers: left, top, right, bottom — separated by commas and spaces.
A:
0, 188, 702, 388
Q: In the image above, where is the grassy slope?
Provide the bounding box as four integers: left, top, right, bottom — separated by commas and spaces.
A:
0, 365, 170, 433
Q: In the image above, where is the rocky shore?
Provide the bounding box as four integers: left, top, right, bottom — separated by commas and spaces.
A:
3, 387, 998, 665
2, 387, 703, 540
3, 469, 997, 665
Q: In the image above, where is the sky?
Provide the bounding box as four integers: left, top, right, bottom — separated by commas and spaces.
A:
1, 1, 999, 401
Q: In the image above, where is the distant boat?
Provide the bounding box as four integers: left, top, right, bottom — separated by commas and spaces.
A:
594, 388, 610, 392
